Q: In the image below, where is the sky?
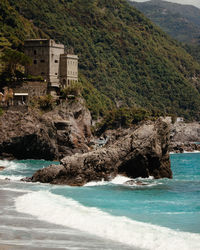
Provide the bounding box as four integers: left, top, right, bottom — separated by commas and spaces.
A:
129, 0, 200, 9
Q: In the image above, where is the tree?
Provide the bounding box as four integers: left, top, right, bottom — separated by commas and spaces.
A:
0, 48, 31, 86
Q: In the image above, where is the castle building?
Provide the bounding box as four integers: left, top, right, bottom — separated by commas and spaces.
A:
24, 39, 78, 95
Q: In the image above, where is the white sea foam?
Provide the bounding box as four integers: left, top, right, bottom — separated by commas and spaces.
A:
183, 151, 200, 154
84, 179, 109, 186
0, 187, 32, 193
0, 174, 24, 181
170, 151, 200, 154
110, 175, 132, 184
0, 159, 25, 170
15, 191, 200, 250
0, 160, 27, 181
84, 175, 159, 187
84, 175, 132, 186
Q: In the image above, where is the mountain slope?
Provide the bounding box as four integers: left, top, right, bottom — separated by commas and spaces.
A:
129, 0, 200, 44
2, 0, 200, 119
0, 0, 47, 48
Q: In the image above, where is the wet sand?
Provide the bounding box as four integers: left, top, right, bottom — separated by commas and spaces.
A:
0, 180, 136, 250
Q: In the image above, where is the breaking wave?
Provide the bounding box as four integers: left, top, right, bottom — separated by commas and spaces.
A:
15, 191, 200, 250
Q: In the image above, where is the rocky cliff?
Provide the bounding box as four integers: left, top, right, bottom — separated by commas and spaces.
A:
170, 121, 200, 152
0, 98, 92, 160
28, 118, 172, 186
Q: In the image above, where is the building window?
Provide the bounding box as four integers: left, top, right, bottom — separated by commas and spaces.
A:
55, 73, 58, 75
34, 50, 37, 55
33, 60, 37, 64
54, 60, 58, 63
63, 79, 66, 86
40, 59, 45, 63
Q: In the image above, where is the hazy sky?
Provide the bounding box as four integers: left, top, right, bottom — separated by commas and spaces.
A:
130, 0, 200, 9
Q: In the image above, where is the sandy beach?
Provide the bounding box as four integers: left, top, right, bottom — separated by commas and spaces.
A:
0, 180, 134, 250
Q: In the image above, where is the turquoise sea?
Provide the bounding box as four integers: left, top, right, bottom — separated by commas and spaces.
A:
0, 153, 200, 249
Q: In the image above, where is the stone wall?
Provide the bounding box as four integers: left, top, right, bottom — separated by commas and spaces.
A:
14, 81, 47, 98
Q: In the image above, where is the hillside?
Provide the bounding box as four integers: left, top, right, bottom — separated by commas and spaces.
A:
0, 0, 47, 48
129, 0, 200, 44
184, 44, 200, 65
2, 0, 200, 120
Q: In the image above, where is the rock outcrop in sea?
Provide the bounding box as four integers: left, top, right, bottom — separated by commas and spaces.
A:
0, 98, 92, 160
29, 118, 172, 186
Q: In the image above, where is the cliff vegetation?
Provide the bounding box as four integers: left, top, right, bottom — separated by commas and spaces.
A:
1, 0, 200, 120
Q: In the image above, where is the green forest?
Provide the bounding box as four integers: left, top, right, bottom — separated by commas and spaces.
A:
1, 0, 200, 120
129, 0, 200, 44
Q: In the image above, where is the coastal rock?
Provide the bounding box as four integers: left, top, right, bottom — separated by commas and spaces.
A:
0, 110, 58, 160
170, 121, 200, 143
30, 119, 172, 186
0, 166, 5, 171
170, 121, 200, 153
0, 98, 92, 160
43, 97, 92, 158
124, 180, 148, 186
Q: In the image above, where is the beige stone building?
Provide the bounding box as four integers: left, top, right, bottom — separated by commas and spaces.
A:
60, 54, 78, 88
0, 39, 79, 108
24, 39, 78, 95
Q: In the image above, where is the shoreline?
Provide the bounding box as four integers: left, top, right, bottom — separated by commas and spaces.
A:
0, 180, 134, 250
0, 155, 200, 250
170, 150, 200, 154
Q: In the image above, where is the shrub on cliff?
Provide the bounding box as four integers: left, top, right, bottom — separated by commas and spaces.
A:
60, 82, 82, 99
30, 95, 56, 111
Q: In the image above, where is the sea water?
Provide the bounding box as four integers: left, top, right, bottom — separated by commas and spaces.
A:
0, 153, 200, 250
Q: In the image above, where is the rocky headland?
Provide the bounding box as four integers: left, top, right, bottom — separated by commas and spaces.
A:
2, 96, 200, 186
5, 95, 200, 186
170, 121, 200, 153
0, 98, 92, 160
25, 118, 172, 186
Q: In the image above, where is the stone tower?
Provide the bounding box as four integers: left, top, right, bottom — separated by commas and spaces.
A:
59, 53, 78, 88
24, 39, 78, 95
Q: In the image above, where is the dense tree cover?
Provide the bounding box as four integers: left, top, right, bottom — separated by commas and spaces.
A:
1, 48, 31, 74
184, 44, 200, 65
0, 0, 47, 49
79, 75, 113, 119
2, 0, 200, 120
129, 0, 200, 45
96, 106, 150, 134
0, 48, 31, 89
